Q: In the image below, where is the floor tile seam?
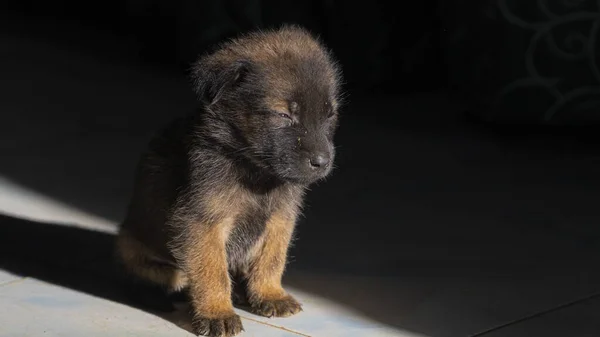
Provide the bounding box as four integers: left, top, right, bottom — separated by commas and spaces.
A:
238, 314, 313, 337
469, 291, 600, 337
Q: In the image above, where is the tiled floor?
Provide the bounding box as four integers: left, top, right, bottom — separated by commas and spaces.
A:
2, 14, 600, 337
0, 178, 425, 337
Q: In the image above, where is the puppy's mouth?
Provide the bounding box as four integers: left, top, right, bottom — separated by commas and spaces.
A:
280, 174, 327, 185
272, 162, 333, 185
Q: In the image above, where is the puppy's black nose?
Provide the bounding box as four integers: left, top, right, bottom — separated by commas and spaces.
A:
309, 153, 330, 168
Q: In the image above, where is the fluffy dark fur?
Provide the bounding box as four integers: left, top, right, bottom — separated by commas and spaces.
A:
115, 25, 343, 337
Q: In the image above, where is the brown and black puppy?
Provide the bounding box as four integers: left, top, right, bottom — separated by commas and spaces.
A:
115, 25, 343, 337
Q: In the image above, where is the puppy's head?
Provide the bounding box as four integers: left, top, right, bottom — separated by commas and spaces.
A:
192, 25, 344, 185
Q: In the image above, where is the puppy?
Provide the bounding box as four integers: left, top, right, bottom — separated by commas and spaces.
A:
115, 25, 343, 337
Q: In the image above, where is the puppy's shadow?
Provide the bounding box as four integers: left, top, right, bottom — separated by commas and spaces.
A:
0, 213, 290, 333
0, 213, 206, 333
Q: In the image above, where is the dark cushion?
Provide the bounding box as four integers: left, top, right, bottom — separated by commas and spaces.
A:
442, 0, 600, 125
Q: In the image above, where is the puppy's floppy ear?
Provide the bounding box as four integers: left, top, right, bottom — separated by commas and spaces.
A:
192, 55, 251, 106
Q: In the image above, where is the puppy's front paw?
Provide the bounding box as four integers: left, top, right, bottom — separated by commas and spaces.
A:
192, 313, 244, 337
251, 295, 303, 318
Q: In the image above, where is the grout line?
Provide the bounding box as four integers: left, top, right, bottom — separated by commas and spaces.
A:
238, 314, 312, 337
0, 276, 28, 288
469, 291, 600, 337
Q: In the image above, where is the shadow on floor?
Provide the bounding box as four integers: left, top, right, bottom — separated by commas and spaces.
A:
0, 213, 421, 336
0, 214, 189, 327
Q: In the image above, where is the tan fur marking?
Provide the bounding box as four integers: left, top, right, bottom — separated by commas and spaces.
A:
185, 217, 236, 319
265, 97, 290, 113
246, 210, 295, 303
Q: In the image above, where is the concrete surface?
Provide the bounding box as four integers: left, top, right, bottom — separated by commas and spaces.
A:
1, 14, 600, 337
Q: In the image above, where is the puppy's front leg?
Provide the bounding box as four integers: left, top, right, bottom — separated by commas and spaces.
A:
182, 220, 243, 337
246, 211, 302, 318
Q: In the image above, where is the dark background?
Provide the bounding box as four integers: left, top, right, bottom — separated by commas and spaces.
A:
2, 0, 447, 97
2, 1, 600, 336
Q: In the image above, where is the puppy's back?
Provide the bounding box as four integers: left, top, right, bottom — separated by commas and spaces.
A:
120, 116, 195, 259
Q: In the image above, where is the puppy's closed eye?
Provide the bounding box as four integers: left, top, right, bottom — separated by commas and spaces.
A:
271, 110, 293, 127
276, 111, 292, 120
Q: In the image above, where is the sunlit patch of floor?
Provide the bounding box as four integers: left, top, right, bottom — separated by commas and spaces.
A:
0, 176, 116, 233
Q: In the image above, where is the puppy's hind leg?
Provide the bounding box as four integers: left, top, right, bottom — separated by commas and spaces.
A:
115, 228, 189, 311
115, 228, 188, 291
